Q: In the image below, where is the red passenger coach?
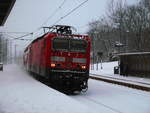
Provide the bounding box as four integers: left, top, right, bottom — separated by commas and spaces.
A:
24, 25, 91, 93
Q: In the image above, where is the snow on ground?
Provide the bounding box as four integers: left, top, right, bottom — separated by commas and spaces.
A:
0, 63, 150, 113
71, 79, 150, 113
90, 61, 150, 84
0, 64, 98, 113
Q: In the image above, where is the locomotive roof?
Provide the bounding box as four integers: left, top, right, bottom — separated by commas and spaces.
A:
31, 33, 89, 43
24, 32, 89, 52
24, 33, 48, 52
31, 33, 48, 44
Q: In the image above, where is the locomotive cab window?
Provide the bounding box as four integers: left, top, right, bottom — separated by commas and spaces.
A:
52, 37, 87, 52
70, 39, 87, 52
53, 38, 69, 51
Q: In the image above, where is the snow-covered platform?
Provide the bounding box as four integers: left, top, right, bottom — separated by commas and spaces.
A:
0, 64, 97, 113
90, 62, 150, 85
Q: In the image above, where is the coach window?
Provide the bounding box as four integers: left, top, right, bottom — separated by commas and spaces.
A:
53, 38, 69, 51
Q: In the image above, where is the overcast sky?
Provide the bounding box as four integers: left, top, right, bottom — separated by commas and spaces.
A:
4, 0, 108, 33
4, 0, 137, 33
1, 0, 138, 51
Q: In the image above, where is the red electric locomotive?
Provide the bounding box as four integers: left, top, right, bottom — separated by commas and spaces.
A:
23, 25, 91, 93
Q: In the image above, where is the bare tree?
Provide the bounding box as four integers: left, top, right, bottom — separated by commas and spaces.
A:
87, 0, 150, 62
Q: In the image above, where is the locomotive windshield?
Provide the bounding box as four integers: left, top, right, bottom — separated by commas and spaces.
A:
52, 37, 87, 52
70, 39, 87, 52
53, 38, 69, 51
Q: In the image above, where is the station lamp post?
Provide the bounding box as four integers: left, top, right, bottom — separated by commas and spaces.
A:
96, 52, 103, 70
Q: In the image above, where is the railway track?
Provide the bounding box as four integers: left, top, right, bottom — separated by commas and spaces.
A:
89, 74, 150, 92
83, 96, 124, 113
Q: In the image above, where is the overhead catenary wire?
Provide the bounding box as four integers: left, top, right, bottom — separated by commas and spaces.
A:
4, 34, 33, 41
0, 32, 30, 34
11, 0, 89, 40
0, 31, 34, 41
10, 0, 67, 40
15, 38, 32, 41
53, 0, 89, 25
4, 34, 16, 39
14, 32, 33, 40
40, 0, 67, 27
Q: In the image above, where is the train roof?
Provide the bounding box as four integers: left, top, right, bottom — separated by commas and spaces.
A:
31, 33, 48, 44
24, 31, 90, 52
117, 52, 150, 56
24, 33, 48, 52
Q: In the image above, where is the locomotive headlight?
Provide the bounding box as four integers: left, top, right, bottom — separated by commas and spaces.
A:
81, 65, 86, 69
51, 63, 56, 68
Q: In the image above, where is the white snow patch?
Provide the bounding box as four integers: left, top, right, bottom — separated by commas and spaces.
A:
0, 64, 98, 113
90, 61, 150, 84
71, 79, 150, 113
